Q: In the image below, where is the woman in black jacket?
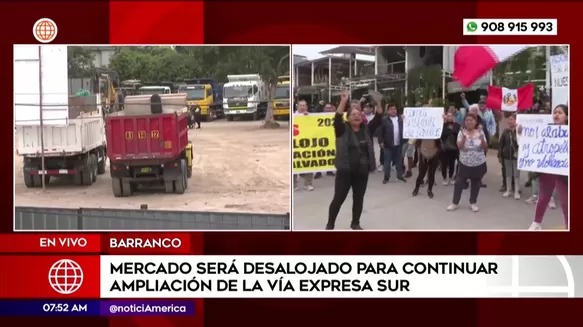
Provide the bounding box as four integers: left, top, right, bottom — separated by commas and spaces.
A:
440, 111, 461, 185
326, 91, 382, 230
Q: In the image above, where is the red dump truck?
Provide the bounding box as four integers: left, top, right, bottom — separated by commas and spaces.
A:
105, 94, 193, 197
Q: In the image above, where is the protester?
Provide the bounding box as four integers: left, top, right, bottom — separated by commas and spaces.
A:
412, 138, 441, 198
293, 99, 315, 191
440, 111, 460, 185
447, 114, 488, 212
326, 91, 382, 230
451, 103, 465, 125
378, 104, 406, 184
525, 173, 558, 208
526, 104, 568, 230
498, 113, 521, 199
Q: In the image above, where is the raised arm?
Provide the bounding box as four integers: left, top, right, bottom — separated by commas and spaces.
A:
334, 90, 350, 137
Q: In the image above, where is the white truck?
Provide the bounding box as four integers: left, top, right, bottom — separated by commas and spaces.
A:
14, 45, 107, 188
222, 74, 268, 120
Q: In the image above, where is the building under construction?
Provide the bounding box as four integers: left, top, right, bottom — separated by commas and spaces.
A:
294, 46, 406, 104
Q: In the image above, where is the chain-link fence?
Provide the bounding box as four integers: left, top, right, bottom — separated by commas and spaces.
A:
14, 206, 290, 231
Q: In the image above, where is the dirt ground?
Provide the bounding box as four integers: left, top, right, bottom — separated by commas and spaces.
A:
14, 120, 291, 214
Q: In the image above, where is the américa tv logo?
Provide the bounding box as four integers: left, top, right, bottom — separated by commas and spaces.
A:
33, 18, 58, 43
48, 259, 84, 295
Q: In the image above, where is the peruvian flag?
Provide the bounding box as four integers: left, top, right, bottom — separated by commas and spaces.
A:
486, 84, 534, 112
453, 46, 529, 87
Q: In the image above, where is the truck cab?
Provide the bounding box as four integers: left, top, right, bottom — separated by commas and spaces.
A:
273, 75, 290, 120
180, 78, 223, 121
138, 86, 171, 95
222, 74, 268, 121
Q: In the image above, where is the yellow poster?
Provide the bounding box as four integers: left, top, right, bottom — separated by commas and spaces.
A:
293, 113, 338, 174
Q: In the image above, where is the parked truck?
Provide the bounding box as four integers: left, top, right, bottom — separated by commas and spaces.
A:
180, 78, 224, 121
15, 45, 107, 188
273, 75, 291, 120
222, 74, 268, 121
105, 93, 193, 197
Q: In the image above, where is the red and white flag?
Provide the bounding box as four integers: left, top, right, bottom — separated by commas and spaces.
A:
486, 84, 534, 112
453, 46, 528, 87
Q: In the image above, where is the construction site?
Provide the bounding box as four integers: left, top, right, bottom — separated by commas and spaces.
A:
14, 45, 291, 231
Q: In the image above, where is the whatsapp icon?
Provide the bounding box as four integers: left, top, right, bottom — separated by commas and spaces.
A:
466, 21, 478, 32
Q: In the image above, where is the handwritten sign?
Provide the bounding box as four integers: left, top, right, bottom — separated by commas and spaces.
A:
517, 120, 568, 176
550, 54, 569, 109
403, 107, 444, 139
516, 114, 553, 143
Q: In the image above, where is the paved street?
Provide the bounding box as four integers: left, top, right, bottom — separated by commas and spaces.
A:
293, 148, 566, 231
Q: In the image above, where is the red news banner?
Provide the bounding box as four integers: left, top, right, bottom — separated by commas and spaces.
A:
0, 233, 192, 298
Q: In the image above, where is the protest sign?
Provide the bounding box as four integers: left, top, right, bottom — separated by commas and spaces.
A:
403, 107, 444, 139
550, 54, 569, 109
293, 113, 336, 174
517, 117, 568, 176
516, 114, 553, 143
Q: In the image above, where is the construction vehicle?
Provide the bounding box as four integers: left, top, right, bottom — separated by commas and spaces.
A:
273, 75, 290, 120
222, 74, 268, 121
117, 79, 142, 96
179, 78, 224, 121
105, 93, 193, 197
15, 45, 107, 188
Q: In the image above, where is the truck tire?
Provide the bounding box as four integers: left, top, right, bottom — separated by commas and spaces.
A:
187, 165, 192, 178
97, 149, 106, 175
252, 111, 259, 120
174, 159, 187, 194
164, 181, 175, 193
90, 154, 98, 183
111, 177, 123, 197
82, 163, 93, 186
23, 172, 35, 188
226, 115, 233, 121
206, 114, 213, 122
77, 155, 93, 186
32, 175, 46, 187
122, 180, 132, 197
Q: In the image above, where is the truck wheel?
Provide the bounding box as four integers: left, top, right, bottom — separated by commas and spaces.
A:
226, 115, 233, 121
32, 175, 43, 187
174, 159, 187, 194
23, 172, 35, 188
80, 156, 93, 186
121, 180, 132, 197
97, 150, 106, 175
187, 165, 192, 178
111, 177, 123, 197
252, 111, 259, 120
44, 175, 50, 185
164, 181, 175, 193
90, 154, 98, 183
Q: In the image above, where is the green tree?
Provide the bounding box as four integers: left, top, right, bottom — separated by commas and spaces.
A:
68, 47, 95, 78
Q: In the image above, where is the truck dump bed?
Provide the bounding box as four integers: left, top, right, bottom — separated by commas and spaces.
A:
105, 112, 189, 162
15, 116, 105, 157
